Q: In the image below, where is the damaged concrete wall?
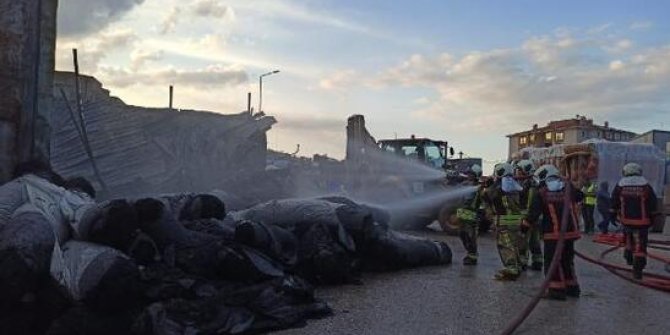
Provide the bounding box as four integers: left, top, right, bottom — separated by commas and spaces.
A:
51, 72, 276, 198
0, 0, 58, 182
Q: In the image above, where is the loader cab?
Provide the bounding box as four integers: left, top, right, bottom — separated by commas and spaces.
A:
378, 137, 449, 170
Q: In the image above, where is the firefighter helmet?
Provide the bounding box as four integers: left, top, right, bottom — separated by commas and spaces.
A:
494, 163, 514, 178
470, 164, 483, 177
534, 164, 560, 183
516, 160, 535, 175
622, 162, 642, 177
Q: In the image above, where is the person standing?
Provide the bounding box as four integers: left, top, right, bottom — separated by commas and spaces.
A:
524, 164, 582, 300
581, 179, 597, 234
456, 164, 484, 265
486, 163, 524, 281
515, 160, 543, 271
596, 181, 616, 233
611, 163, 659, 279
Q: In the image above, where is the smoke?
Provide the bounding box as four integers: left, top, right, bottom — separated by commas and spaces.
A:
58, 0, 145, 37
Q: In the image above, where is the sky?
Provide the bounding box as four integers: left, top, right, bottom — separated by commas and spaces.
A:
55, 0, 670, 172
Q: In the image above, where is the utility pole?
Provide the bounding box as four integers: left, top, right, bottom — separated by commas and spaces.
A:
169, 85, 174, 110
258, 70, 280, 114
72, 48, 107, 193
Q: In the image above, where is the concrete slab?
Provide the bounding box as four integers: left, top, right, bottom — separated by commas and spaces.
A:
278, 231, 670, 335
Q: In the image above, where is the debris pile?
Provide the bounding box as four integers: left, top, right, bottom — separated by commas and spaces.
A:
0, 167, 452, 335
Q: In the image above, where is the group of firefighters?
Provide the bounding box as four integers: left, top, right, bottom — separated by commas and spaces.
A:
455, 160, 659, 300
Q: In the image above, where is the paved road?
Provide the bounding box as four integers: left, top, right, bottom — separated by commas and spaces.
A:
278, 231, 670, 335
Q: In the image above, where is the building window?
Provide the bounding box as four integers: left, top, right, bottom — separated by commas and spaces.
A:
582, 131, 585, 138
519, 136, 528, 145
555, 132, 565, 142
545, 132, 553, 142
615, 133, 621, 141
529, 134, 536, 143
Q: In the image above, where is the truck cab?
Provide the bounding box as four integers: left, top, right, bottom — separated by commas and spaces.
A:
378, 137, 449, 170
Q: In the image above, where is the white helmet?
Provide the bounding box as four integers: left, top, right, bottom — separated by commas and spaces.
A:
470, 164, 483, 177
622, 162, 642, 177
494, 162, 514, 178
516, 159, 535, 175
534, 164, 560, 183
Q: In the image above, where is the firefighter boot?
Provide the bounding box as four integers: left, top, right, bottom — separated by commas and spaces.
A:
531, 261, 543, 271
463, 255, 477, 265
624, 249, 633, 266
494, 268, 519, 281
566, 285, 581, 298
633, 258, 645, 280
545, 288, 567, 301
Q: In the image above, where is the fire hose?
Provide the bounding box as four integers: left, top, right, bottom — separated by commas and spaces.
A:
574, 233, 670, 291
500, 185, 670, 335
499, 182, 574, 335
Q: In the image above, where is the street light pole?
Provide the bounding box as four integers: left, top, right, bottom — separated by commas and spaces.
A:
258, 70, 280, 114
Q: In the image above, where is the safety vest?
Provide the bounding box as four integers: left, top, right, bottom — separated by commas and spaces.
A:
456, 208, 477, 222
497, 195, 523, 226
540, 188, 581, 240
619, 186, 651, 227
583, 183, 597, 206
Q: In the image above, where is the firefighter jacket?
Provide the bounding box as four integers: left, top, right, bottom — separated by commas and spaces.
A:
456, 185, 484, 222
526, 182, 583, 241
582, 182, 597, 206
610, 176, 658, 227
484, 181, 524, 227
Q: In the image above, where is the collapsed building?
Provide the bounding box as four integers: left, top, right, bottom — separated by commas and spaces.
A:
51, 72, 277, 200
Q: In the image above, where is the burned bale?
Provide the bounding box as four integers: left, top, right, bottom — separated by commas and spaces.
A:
53, 241, 141, 313
0, 280, 71, 335
179, 194, 226, 221
233, 199, 356, 253
132, 299, 255, 335
132, 276, 331, 335
181, 218, 236, 240
135, 198, 284, 282
46, 307, 139, 335
294, 222, 359, 285
0, 210, 55, 312
234, 220, 298, 267
320, 196, 391, 226
77, 199, 139, 252
157, 193, 227, 222
363, 225, 452, 271
222, 275, 332, 330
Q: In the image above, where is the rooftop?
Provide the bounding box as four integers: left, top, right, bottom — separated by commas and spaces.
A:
506, 115, 636, 138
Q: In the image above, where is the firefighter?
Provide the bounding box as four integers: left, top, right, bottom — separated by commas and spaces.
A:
524, 164, 582, 300
457, 164, 484, 265
581, 179, 598, 234
486, 163, 524, 280
610, 163, 659, 279
515, 160, 543, 271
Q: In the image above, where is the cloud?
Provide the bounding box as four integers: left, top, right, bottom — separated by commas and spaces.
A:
98, 64, 248, 88
159, 6, 182, 34
58, 0, 145, 37
130, 49, 165, 71
159, 1, 235, 35
56, 28, 138, 73
630, 21, 653, 31
319, 70, 358, 91
375, 33, 670, 133
192, 0, 235, 19
604, 39, 634, 53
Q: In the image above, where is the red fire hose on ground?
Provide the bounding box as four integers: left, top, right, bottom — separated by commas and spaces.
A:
499, 183, 574, 335
499, 185, 670, 335
575, 233, 670, 292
